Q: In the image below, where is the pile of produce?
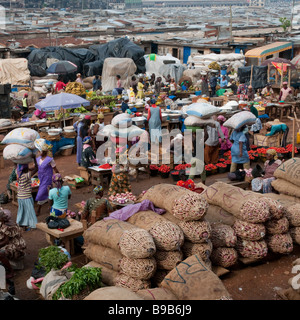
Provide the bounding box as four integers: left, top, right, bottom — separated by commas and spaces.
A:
65, 82, 86, 96
108, 192, 137, 204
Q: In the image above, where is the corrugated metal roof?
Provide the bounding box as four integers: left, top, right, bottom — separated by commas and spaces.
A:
245, 42, 293, 58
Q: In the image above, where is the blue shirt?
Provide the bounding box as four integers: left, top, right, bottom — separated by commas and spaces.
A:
265, 124, 287, 136
230, 130, 249, 164
49, 186, 71, 210
220, 79, 228, 87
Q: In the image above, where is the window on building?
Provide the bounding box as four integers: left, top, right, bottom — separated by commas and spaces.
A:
198, 50, 204, 54
172, 48, 178, 58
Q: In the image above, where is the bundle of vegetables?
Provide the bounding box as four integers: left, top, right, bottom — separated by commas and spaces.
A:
73, 106, 88, 113
108, 192, 137, 204
65, 82, 86, 96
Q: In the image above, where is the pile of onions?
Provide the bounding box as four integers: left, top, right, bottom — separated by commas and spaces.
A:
109, 192, 137, 204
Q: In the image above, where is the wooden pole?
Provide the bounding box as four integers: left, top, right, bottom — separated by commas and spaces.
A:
288, 67, 291, 87
280, 63, 283, 87
250, 65, 253, 87
293, 117, 295, 158
268, 64, 270, 83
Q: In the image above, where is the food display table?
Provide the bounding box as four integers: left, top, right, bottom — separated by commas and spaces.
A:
10, 183, 39, 206
88, 166, 112, 187
36, 218, 84, 255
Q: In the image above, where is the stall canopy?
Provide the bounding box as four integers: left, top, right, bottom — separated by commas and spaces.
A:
35, 92, 90, 112
245, 42, 293, 59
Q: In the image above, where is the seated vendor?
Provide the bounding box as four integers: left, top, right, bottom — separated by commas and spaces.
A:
121, 96, 130, 113
48, 173, 72, 219
261, 83, 275, 100
81, 185, 113, 228
251, 149, 282, 194
81, 136, 99, 169
31, 109, 46, 121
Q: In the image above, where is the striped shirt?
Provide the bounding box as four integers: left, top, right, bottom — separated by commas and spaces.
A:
17, 172, 32, 200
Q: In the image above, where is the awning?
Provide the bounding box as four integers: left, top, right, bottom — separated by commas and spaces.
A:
245, 42, 293, 58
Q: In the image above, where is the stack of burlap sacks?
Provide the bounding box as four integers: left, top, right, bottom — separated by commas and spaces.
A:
202, 181, 295, 264
83, 183, 233, 300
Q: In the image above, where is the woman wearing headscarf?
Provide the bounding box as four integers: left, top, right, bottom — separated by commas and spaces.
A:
91, 112, 105, 150
81, 185, 113, 228
251, 149, 282, 194
136, 78, 145, 100
81, 136, 99, 169
16, 158, 38, 231
30, 109, 47, 122
35, 139, 59, 216
147, 98, 162, 143
217, 115, 232, 156
48, 173, 71, 219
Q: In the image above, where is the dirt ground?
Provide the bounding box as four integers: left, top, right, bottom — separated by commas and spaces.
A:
1, 126, 300, 300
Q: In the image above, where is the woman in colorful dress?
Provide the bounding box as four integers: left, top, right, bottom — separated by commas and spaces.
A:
217, 115, 232, 156
81, 136, 99, 169
108, 151, 131, 196
35, 140, 59, 216
251, 149, 282, 194
16, 158, 38, 231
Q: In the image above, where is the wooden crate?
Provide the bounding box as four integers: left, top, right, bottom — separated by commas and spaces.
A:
253, 133, 282, 148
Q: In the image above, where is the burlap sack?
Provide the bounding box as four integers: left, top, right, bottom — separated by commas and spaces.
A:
136, 288, 178, 300
115, 273, 151, 292
202, 182, 270, 223
263, 192, 300, 206
273, 158, 300, 187
277, 287, 300, 300
233, 219, 266, 241
141, 184, 209, 221
290, 227, 300, 245
210, 223, 237, 248
83, 219, 156, 259
84, 261, 118, 286
285, 204, 300, 227
181, 240, 213, 261
210, 247, 238, 268
154, 250, 183, 270
265, 217, 289, 235
266, 233, 293, 254
40, 269, 73, 300
151, 269, 169, 287
178, 219, 211, 243
83, 244, 122, 272
120, 257, 157, 280
271, 179, 300, 199
83, 286, 144, 300
236, 238, 268, 259
258, 197, 286, 220
160, 254, 232, 300
127, 210, 184, 251
205, 204, 236, 226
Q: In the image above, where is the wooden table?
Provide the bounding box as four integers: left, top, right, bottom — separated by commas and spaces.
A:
88, 167, 112, 187
36, 218, 84, 255
10, 183, 39, 206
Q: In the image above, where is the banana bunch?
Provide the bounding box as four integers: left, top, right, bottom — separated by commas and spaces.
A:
65, 82, 86, 96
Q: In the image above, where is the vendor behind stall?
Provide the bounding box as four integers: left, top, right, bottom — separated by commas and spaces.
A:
81, 136, 99, 169
81, 185, 113, 228
251, 149, 281, 193
31, 109, 46, 122
261, 83, 275, 100
265, 120, 289, 147
279, 81, 293, 102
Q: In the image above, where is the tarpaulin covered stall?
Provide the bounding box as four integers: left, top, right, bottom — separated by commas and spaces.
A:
0, 58, 30, 85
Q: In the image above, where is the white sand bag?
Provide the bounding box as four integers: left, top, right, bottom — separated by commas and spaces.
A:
185, 102, 220, 119
2, 128, 40, 149
223, 111, 256, 129
3, 144, 35, 164
111, 113, 132, 128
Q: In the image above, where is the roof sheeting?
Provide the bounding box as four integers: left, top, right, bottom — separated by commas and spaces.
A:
245, 41, 293, 58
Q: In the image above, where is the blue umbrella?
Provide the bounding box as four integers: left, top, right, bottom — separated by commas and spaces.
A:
46, 60, 78, 74
35, 92, 90, 112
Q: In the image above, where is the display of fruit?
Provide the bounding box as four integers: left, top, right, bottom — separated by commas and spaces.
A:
65, 82, 86, 96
